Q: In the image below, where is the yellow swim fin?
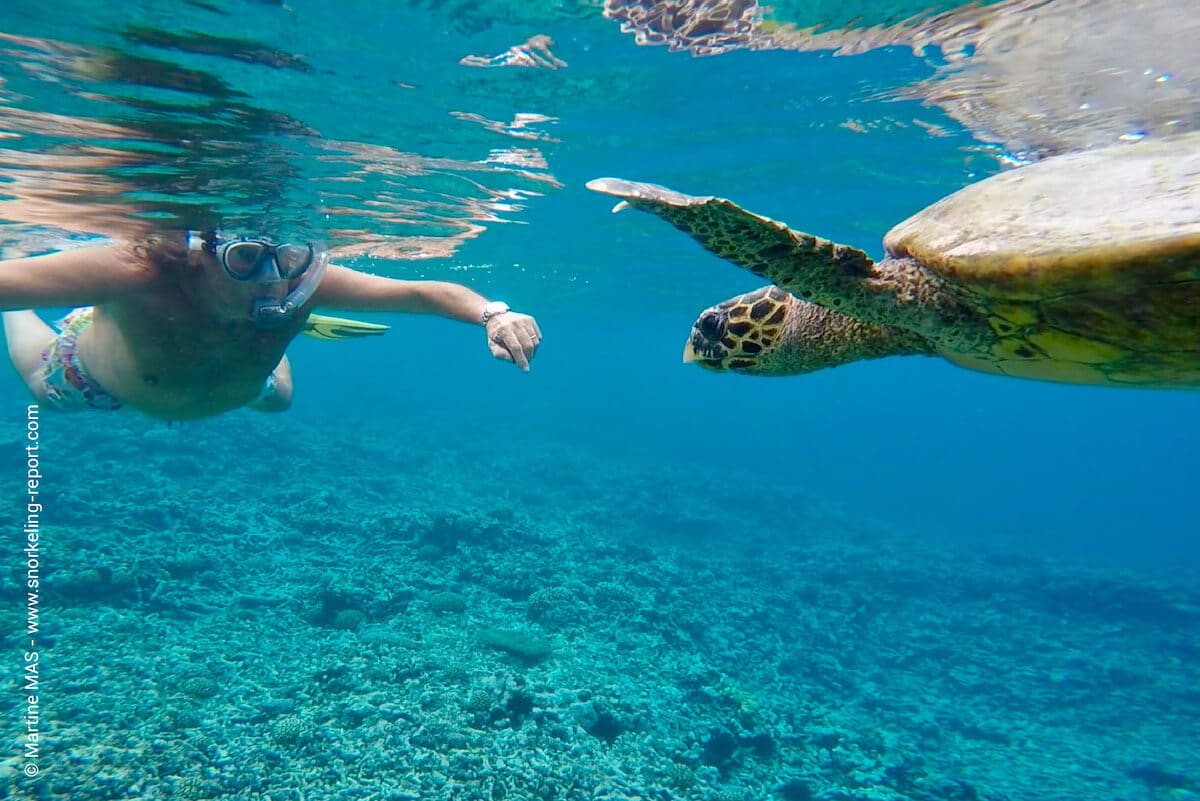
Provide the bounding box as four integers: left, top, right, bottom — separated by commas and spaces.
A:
302, 313, 390, 341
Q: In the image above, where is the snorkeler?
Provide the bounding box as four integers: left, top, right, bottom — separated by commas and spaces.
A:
0, 231, 541, 420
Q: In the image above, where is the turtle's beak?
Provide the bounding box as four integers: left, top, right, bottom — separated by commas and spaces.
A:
684, 307, 729, 366
683, 332, 724, 371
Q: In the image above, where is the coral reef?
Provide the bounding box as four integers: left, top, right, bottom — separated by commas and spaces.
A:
0, 413, 1196, 800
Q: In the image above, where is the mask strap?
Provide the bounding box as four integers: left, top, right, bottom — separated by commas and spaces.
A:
186, 230, 218, 254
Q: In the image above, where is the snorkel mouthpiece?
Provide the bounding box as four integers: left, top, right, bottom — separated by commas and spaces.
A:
250, 248, 329, 328
251, 300, 294, 328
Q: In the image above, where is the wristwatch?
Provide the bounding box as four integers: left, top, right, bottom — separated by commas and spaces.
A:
480, 301, 511, 325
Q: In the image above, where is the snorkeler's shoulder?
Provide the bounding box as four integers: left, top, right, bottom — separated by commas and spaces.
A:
79, 242, 159, 296
0, 240, 156, 307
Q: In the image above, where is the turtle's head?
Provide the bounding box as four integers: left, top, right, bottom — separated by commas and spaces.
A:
684, 286, 930, 376
683, 286, 794, 375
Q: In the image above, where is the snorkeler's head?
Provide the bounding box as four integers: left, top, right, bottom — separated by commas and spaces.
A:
187, 231, 328, 327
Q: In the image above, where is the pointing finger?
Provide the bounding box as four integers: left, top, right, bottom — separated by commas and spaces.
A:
502, 330, 530, 371
515, 327, 537, 359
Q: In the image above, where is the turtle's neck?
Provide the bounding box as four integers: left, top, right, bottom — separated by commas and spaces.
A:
765, 234, 976, 343
766, 296, 934, 375
862, 256, 987, 348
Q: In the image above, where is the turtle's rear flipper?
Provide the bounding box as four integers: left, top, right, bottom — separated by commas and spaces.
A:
585, 177, 876, 298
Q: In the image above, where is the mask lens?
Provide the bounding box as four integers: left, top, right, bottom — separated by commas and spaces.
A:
223, 242, 268, 279
274, 244, 313, 278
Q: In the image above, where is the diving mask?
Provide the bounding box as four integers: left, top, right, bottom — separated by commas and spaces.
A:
188, 231, 329, 328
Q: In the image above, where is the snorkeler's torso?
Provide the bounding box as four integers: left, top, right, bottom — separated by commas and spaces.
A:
79, 288, 307, 420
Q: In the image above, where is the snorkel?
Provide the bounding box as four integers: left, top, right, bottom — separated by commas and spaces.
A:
250, 248, 328, 328
187, 231, 329, 328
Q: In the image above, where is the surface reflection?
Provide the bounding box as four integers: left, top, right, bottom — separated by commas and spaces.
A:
0, 15, 560, 260
605, 0, 1200, 158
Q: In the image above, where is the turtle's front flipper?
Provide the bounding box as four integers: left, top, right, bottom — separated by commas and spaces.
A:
587, 178, 877, 310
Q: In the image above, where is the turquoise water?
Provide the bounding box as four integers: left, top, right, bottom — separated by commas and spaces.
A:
2, 2, 1199, 799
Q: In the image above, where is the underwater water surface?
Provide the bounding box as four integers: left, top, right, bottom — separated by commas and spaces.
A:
1, 1, 1198, 800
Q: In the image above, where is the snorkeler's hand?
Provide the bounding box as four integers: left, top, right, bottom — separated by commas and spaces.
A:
486, 312, 542, 371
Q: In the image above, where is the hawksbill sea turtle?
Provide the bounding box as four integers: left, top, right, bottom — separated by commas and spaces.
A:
588, 134, 1200, 388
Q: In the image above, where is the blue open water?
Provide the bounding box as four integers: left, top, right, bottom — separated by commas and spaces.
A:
1, 2, 1198, 800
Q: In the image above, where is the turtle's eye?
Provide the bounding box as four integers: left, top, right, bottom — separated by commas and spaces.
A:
697, 310, 727, 341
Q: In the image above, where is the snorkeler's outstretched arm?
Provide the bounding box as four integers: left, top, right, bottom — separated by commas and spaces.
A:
313, 265, 542, 370
315, 265, 492, 320
0, 244, 151, 310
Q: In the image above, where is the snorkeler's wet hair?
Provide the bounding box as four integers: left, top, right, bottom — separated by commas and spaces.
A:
134, 232, 191, 275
